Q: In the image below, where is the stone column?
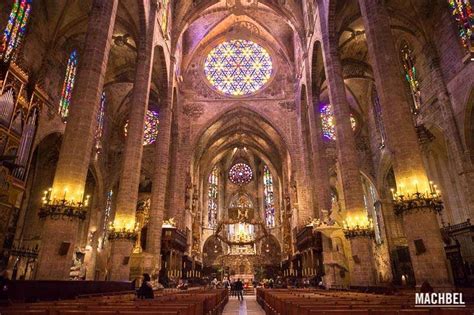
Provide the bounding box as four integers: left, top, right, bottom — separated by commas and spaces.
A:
423, 43, 474, 219
146, 83, 175, 276
167, 109, 189, 230
318, 3, 376, 286
358, 0, 451, 288
108, 16, 156, 281
35, 0, 118, 280
303, 62, 333, 212
299, 88, 319, 218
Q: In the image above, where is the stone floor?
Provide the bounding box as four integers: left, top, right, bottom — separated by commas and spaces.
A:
222, 296, 265, 315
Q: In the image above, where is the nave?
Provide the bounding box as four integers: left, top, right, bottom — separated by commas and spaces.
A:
222, 296, 265, 315
3, 287, 474, 314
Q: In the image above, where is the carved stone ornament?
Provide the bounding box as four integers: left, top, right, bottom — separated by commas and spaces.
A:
278, 100, 296, 112
182, 103, 205, 118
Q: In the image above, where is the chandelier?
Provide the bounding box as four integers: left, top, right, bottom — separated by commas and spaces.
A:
391, 181, 443, 216
39, 188, 89, 221
213, 219, 269, 246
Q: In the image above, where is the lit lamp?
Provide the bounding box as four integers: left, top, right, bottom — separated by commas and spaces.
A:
38, 187, 90, 221
107, 218, 139, 242
342, 213, 375, 239
391, 180, 443, 216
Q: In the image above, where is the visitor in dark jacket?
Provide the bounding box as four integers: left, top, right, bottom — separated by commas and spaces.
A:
137, 273, 154, 299
0, 270, 10, 305
235, 278, 244, 301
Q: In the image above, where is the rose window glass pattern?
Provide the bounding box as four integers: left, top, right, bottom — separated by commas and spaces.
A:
229, 162, 253, 186
204, 39, 273, 96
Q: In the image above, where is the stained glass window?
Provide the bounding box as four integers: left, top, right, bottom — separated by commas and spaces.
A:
447, 0, 473, 50
143, 110, 159, 145
124, 110, 159, 146
95, 92, 106, 154
263, 165, 275, 228
361, 176, 382, 244
1, 0, 32, 62
400, 41, 421, 113
320, 103, 357, 141
159, 0, 170, 37
59, 50, 78, 120
372, 87, 386, 148
208, 166, 219, 228
229, 162, 253, 186
204, 39, 273, 96
102, 190, 113, 247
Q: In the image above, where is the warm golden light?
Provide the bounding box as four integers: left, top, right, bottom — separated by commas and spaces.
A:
111, 215, 137, 231
391, 178, 442, 201
48, 185, 85, 202
162, 217, 177, 228
342, 213, 373, 231
42, 186, 91, 207
391, 174, 433, 197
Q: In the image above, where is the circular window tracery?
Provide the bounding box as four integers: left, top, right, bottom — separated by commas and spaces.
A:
228, 162, 253, 186
204, 39, 273, 96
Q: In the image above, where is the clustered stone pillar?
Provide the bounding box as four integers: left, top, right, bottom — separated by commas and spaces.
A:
358, 0, 451, 288
299, 86, 327, 218
166, 106, 188, 229
423, 43, 474, 218
303, 64, 332, 212
318, 3, 376, 286
146, 83, 175, 276
35, 0, 118, 280
108, 20, 156, 281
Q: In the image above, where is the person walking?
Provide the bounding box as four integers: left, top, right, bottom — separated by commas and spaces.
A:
235, 278, 244, 301
230, 279, 235, 297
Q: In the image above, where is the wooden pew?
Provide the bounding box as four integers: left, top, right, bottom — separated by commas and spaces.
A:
1, 288, 229, 315
256, 288, 474, 315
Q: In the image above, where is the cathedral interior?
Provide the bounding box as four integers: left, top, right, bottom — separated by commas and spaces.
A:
0, 0, 474, 296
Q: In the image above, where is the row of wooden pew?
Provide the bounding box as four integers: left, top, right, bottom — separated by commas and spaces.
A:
256, 288, 474, 315
0, 288, 228, 315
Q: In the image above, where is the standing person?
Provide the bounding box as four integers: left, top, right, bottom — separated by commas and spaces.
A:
230, 279, 235, 297
137, 273, 154, 299
223, 277, 230, 291
0, 270, 10, 305
235, 278, 244, 301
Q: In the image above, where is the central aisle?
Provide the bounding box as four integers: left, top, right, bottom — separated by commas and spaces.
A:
223, 296, 265, 315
